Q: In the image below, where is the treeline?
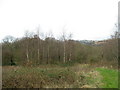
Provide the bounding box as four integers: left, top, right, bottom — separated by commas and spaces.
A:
2, 30, 119, 66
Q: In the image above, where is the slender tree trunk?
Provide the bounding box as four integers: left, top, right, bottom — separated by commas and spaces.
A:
47, 45, 49, 64
58, 47, 60, 62
37, 38, 40, 64
42, 46, 44, 63
69, 52, 71, 61
25, 31, 30, 63
37, 48, 39, 64
63, 41, 66, 63
26, 47, 29, 62
37, 29, 40, 65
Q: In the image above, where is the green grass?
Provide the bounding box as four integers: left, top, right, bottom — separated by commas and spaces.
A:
96, 68, 118, 88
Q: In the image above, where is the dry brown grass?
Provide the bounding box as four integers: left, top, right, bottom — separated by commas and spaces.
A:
2, 64, 103, 88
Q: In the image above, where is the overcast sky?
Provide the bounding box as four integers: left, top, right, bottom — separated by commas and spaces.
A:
0, 0, 119, 41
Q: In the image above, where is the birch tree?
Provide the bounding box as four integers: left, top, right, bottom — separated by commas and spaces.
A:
37, 26, 40, 65
61, 31, 66, 63
24, 31, 30, 62
68, 33, 73, 61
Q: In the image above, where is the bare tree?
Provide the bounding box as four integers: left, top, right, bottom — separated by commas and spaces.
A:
24, 30, 30, 62
37, 26, 40, 65
61, 31, 66, 63
68, 33, 73, 61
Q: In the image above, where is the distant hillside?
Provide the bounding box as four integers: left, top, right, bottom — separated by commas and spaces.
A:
79, 40, 109, 46
79, 40, 95, 45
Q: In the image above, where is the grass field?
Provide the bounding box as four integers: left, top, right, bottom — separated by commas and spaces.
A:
2, 64, 119, 88
96, 68, 118, 88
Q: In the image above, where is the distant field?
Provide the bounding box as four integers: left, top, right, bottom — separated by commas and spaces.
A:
2, 64, 118, 88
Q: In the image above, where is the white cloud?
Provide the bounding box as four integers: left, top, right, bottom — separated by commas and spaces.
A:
0, 0, 118, 41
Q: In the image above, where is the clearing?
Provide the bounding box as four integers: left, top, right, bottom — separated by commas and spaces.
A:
2, 64, 118, 88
